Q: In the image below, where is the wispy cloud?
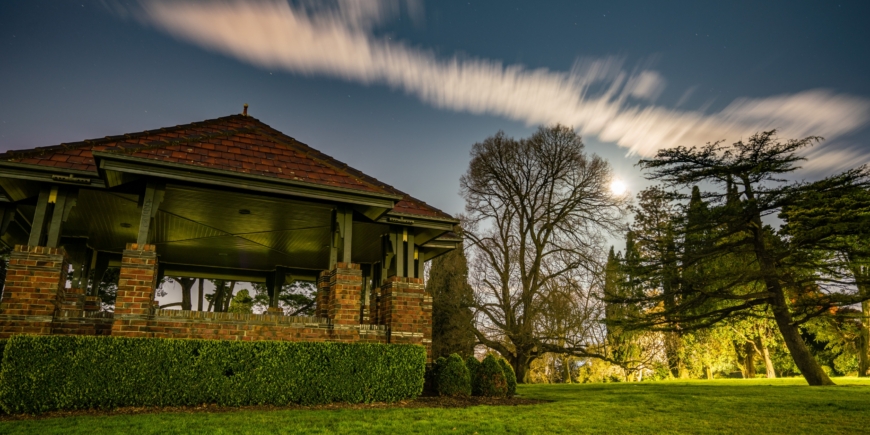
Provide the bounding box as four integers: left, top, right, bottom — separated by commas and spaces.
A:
133, 0, 870, 167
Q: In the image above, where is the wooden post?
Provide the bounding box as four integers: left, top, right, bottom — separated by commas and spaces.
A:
90, 251, 110, 297
0, 205, 15, 237
69, 244, 92, 289
265, 273, 275, 307
416, 247, 425, 280
360, 264, 370, 323
396, 227, 405, 278
136, 182, 164, 247
273, 268, 286, 308
46, 188, 76, 248
329, 210, 338, 269
27, 187, 51, 247
342, 209, 353, 264
406, 231, 415, 278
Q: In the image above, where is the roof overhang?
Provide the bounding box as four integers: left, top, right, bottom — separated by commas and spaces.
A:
93, 152, 402, 219
0, 161, 106, 201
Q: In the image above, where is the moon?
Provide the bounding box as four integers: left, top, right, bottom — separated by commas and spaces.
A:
610, 179, 627, 195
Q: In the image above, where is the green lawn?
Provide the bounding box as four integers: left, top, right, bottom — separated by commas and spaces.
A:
2, 378, 870, 434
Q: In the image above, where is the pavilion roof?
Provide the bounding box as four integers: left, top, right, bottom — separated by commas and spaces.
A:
0, 114, 454, 221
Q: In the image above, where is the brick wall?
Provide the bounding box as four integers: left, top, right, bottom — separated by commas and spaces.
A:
379, 276, 432, 359
327, 263, 362, 326
0, 245, 68, 338
0, 249, 430, 358
51, 314, 114, 336
112, 309, 388, 343
111, 243, 158, 337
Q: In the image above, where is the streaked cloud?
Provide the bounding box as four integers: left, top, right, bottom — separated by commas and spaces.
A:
134, 0, 870, 168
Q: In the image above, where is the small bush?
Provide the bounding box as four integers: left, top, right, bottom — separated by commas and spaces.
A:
436, 354, 471, 397
466, 356, 481, 395
476, 355, 508, 397
0, 335, 426, 414
498, 359, 517, 397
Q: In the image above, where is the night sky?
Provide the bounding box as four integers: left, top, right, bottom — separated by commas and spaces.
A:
2, 0, 869, 219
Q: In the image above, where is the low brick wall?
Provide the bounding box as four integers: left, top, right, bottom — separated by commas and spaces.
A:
51, 312, 114, 336
108, 309, 388, 343
0, 245, 430, 361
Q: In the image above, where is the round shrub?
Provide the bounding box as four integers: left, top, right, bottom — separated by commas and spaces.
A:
498, 359, 517, 397
436, 354, 472, 397
476, 355, 508, 397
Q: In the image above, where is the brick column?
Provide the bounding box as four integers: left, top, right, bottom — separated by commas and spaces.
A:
315, 271, 331, 318
328, 263, 362, 325
111, 243, 157, 337
0, 245, 67, 337
368, 286, 381, 325
380, 276, 431, 359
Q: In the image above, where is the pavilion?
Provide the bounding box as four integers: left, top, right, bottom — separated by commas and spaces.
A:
0, 107, 459, 357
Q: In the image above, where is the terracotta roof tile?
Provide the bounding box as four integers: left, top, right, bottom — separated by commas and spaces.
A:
0, 114, 455, 221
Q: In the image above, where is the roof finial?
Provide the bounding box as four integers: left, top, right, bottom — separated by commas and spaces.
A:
243, 104, 249, 117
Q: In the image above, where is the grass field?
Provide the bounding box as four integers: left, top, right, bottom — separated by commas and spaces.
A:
2, 378, 869, 434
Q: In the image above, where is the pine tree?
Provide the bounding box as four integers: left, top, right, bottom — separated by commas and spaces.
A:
427, 245, 477, 359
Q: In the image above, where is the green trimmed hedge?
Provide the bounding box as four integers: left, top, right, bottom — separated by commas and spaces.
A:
0, 335, 426, 414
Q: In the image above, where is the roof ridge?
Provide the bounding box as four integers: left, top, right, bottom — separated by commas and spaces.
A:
97, 125, 257, 156
252, 123, 404, 197
249, 122, 451, 217
0, 114, 250, 160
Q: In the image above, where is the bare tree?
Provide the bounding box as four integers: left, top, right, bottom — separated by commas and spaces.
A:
460, 125, 627, 382
177, 277, 196, 311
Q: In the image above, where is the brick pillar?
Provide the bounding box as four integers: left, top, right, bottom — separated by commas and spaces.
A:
328, 263, 362, 326
111, 243, 157, 337
380, 276, 431, 360
0, 245, 67, 337
370, 286, 381, 325
315, 270, 331, 318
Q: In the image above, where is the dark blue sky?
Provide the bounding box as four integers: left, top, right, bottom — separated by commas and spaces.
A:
2, 0, 869, 217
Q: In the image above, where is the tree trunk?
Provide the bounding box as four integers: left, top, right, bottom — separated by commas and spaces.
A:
859, 300, 870, 377
178, 278, 195, 311
223, 281, 236, 312
705, 365, 713, 380
733, 340, 747, 378
770, 305, 833, 385
665, 331, 683, 378
212, 280, 235, 313
209, 280, 223, 312
758, 337, 776, 378
512, 357, 529, 384
561, 355, 573, 383
743, 341, 756, 378
745, 197, 834, 386
197, 279, 204, 311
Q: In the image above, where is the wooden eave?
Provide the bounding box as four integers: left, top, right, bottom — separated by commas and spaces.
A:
0, 161, 106, 188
